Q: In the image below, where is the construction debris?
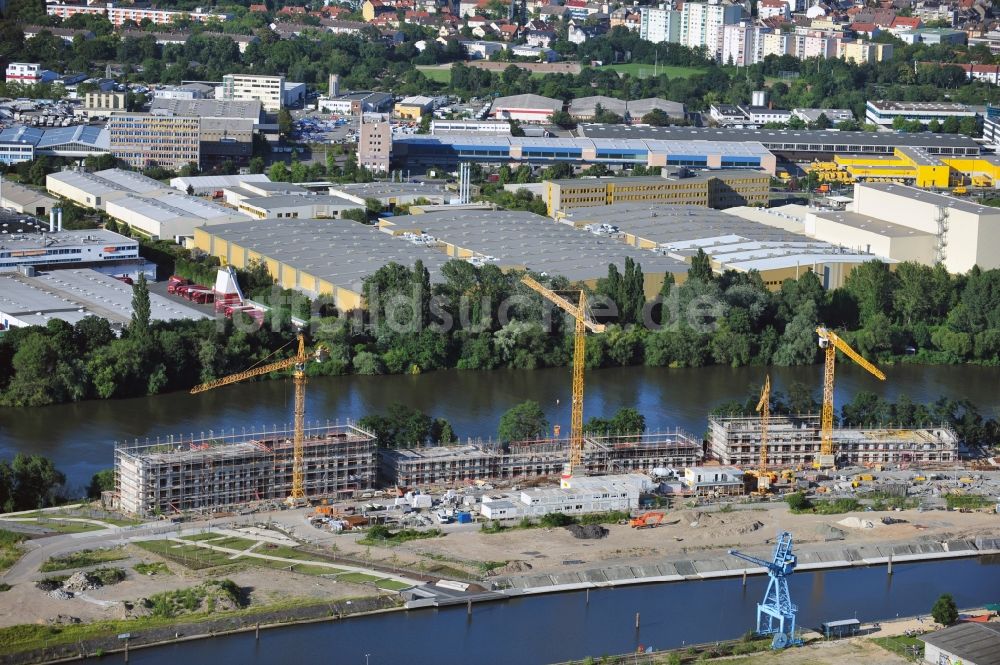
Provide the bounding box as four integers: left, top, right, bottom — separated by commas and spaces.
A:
566, 524, 608, 539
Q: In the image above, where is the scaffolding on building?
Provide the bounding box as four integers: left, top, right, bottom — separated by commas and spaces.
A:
380, 429, 703, 487
707, 414, 959, 469
114, 420, 377, 517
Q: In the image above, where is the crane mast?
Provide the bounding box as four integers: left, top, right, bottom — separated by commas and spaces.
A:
815, 327, 886, 469
191, 333, 322, 504
756, 374, 770, 472
520, 276, 605, 487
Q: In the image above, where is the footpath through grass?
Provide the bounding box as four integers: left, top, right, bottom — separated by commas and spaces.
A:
39, 547, 129, 572
597, 63, 707, 79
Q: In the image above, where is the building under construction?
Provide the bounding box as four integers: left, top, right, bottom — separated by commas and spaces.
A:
114, 422, 377, 516
707, 414, 959, 468
380, 430, 703, 487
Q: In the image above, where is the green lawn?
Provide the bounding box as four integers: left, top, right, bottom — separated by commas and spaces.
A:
134, 541, 236, 570
179, 532, 223, 542
208, 536, 258, 550
375, 579, 412, 591
872, 635, 924, 661
35, 520, 105, 534
416, 66, 452, 83
598, 63, 706, 79
39, 548, 129, 572
0, 530, 25, 573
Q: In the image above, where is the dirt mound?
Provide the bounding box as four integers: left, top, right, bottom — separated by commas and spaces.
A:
486, 560, 533, 577
737, 520, 765, 535
566, 524, 608, 540
816, 524, 846, 541
112, 601, 152, 620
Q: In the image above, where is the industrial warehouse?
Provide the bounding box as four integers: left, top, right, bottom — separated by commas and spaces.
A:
707, 415, 960, 468
557, 203, 883, 289
113, 422, 378, 517
379, 430, 704, 488
192, 218, 451, 308
379, 209, 689, 296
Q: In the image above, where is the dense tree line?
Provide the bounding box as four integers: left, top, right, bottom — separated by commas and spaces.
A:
8, 255, 1000, 408
0, 454, 66, 511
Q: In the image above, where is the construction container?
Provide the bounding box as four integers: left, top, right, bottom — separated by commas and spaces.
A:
455, 511, 472, 524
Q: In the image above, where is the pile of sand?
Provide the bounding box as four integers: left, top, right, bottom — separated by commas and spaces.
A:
838, 517, 877, 529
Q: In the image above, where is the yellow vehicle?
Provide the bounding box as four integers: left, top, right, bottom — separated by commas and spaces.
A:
953, 185, 968, 195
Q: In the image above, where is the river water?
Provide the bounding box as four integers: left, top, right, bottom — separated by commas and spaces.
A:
103, 556, 1000, 665
2, 364, 1000, 488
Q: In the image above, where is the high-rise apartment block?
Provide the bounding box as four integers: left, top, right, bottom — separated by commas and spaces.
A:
680, 1, 744, 60
358, 119, 391, 173
107, 113, 200, 170
639, 7, 682, 44
221, 74, 285, 112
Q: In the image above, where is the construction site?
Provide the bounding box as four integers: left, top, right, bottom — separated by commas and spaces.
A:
378, 430, 704, 488
708, 415, 960, 469
113, 422, 377, 517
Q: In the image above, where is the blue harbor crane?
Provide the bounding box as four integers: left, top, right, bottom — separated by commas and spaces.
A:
728, 531, 802, 650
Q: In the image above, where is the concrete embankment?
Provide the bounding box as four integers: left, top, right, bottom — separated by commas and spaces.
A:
493, 536, 1000, 597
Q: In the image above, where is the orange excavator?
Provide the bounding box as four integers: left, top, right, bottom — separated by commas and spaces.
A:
629, 512, 666, 529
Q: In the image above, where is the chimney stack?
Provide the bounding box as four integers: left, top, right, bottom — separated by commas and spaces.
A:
57, 208, 63, 232
49, 209, 55, 233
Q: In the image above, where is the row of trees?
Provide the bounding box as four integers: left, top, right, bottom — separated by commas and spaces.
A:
0, 454, 66, 512
8, 253, 1000, 408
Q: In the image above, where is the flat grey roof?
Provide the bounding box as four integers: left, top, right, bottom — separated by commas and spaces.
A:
47, 168, 166, 199
0, 181, 55, 207
385, 209, 689, 280
491, 94, 563, 111
150, 98, 263, 120
202, 218, 452, 289
330, 182, 448, 201
868, 100, 972, 112
920, 623, 1000, 665
0, 227, 134, 252
396, 134, 772, 156
107, 193, 239, 223
576, 123, 982, 151
0, 269, 209, 327
811, 209, 935, 238
859, 182, 1000, 215
559, 203, 882, 270
239, 194, 360, 210
170, 174, 270, 190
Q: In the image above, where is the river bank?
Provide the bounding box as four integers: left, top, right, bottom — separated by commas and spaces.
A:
4, 363, 999, 489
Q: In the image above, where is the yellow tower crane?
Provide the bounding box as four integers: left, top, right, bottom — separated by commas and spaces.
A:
755, 375, 773, 491
815, 326, 886, 469
190, 332, 326, 506
520, 276, 606, 487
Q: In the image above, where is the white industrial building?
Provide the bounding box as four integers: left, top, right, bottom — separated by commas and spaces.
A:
222, 181, 309, 206
105, 192, 245, 240
479, 475, 651, 520
236, 194, 361, 220
806, 182, 1000, 273
0, 268, 208, 330
489, 94, 563, 123
0, 180, 56, 217
0, 225, 140, 274
46, 168, 166, 210
169, 173, 271, 196
864, 100, 977, 128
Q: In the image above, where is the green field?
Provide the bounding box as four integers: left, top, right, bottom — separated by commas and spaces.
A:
598, 63, 706, 79
416, 66, 452, 83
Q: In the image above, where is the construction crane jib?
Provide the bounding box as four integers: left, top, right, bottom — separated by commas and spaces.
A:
190, 333, 326, 505
520, 276, 605, 487
815, 326, 886, 470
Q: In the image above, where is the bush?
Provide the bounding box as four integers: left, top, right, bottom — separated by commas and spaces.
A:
785, 492, 811, 512
539, 512, 575, 528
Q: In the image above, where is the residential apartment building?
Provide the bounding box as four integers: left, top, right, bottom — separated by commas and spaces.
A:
721, 22, 769, 66
761, 31, 792, 58
221, 74, 285, 113
792, 30, 839, 60
107, 113, 200, 170
680, 1, 743, 61
45, 3, 228, 26
5, 63, 56, 84
639, 6, 682, 44
839, 39, 894, 64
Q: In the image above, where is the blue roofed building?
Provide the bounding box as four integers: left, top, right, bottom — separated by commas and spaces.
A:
0, 124, 109, 164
